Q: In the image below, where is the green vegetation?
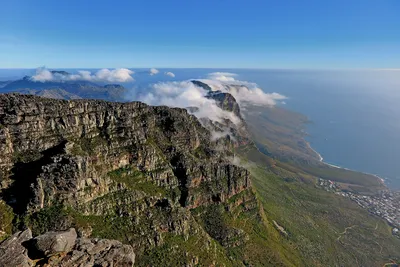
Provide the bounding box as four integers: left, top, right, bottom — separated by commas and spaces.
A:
69, 135, 109, 156
22, 204, 72, 236
0, 201, 14, 240
13, 150, 42, 163
192, 189, 304, 266
291, 162, 384, 193
73, 212, 137, 242
108, 167, 167, 196
138, 234, 233, 267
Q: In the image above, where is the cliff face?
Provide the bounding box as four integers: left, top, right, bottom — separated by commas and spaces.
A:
0, 94, 249, 211
206, 91, 242, 119
0, 94, 253, 265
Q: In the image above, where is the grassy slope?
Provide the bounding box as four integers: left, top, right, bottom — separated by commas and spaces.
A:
238, 144, 400, 266
192, 189, 305, 267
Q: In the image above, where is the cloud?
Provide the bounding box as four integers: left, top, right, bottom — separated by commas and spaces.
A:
223, 85, 286, 106
138, 81, 241, 125
202, 72, 286, 106
207, 72, 237, 82
149, 68, 159, 75
165, 71, 175, 78
31, 67, 134, 83
31, 67, 53, 82
93, 68, 134, 82
210, 129, 232, 141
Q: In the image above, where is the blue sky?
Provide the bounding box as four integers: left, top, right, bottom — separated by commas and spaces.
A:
1, 0, 399, 68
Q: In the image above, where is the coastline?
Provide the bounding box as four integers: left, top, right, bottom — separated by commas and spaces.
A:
306, 142, 324, 162
306, 142, 387, 187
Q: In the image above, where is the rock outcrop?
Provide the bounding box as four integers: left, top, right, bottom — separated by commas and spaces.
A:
0, 228, 32, 267
0, 228, 135, 267
206, 91, 242, 119
190, 80, 251, 145
190, 80, 212, 91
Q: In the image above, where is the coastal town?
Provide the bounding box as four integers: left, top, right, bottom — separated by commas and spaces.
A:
318, 178, 400, 238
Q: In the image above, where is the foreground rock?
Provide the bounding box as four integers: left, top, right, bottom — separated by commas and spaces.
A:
57, 238, 135, 267
0, 228, 135, 267
0, 229, 32, 267
32, 228, 77, 256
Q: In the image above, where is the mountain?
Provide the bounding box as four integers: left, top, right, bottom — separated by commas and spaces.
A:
190, 80, 213, 91
206, 91, 242, 119
0, 94, 255, 266
191, 80, 250, 145
15, 89, 82, 100
0, 93, 399, 266
1, 75, 127, 101
0, 81, 11, 88
190, 80, 242, 118
50, 70, 70, 76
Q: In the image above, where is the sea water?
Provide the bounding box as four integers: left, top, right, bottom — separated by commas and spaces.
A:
236, 69, 400, 189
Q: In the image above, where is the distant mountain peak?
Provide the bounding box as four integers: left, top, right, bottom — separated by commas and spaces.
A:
50, 70, 70, 76
103, 84, 124, 89
191, 80, 212, 91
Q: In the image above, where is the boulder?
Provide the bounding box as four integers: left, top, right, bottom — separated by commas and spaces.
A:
0, 229, 32, 267
32, 228, 77, 256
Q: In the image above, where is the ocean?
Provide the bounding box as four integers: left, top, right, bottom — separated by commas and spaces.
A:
1, 68, 400, 189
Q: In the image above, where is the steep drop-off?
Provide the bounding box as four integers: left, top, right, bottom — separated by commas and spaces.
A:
0, 94, 272, 266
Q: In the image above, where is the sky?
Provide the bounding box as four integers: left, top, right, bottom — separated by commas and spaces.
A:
1, 0, 399, 69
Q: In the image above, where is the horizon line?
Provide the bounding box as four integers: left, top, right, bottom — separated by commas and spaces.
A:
0, 67, 399, 71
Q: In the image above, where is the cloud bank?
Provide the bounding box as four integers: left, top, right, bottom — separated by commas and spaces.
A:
200, 72, 286, 107
31, 68, 134, 83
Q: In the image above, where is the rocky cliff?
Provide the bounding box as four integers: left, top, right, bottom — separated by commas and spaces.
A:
0, 93, 255, 266
190, 80, 251, 146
